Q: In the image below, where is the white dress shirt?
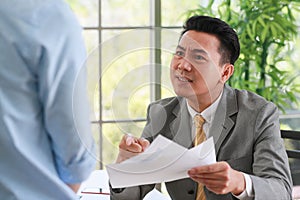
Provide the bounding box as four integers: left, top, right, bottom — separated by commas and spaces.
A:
186, 91, 254, 199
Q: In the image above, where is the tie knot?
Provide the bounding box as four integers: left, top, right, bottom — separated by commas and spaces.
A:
194, 115, 205, 128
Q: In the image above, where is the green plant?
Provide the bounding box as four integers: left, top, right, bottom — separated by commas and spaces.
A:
185, 0, 300, 112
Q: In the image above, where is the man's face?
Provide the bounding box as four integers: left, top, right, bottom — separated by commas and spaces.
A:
170, 30, 228, 102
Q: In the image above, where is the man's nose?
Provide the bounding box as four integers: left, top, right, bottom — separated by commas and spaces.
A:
178, 57, 192, 71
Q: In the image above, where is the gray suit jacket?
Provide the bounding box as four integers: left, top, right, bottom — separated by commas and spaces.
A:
110, 85, 292, 200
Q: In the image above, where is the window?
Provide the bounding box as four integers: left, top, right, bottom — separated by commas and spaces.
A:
67, 0, 201, 169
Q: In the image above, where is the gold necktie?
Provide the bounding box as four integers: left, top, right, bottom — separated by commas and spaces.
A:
194, 114, 206, 200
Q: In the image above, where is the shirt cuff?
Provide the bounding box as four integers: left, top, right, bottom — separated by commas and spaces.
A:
57, 142, 96, 183
232, 173, 254, 199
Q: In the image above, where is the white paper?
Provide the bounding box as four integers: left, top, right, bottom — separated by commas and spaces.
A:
77, 170, 110, 200
77, 170, 170, 200
106, 135, 216, 188
143, 189, 171, 200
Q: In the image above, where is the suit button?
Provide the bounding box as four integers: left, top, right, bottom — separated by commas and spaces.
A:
188, 190, 194, 195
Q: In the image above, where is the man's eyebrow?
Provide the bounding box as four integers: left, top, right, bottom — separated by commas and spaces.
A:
176, 45, 185, 51
176, 45, 208, 55
191, 48, 208, 55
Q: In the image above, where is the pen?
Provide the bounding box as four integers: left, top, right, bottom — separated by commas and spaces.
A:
81, 187, 110, 195
81, 191, 110, 195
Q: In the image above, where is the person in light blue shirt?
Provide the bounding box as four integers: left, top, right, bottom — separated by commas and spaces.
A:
0, 0, 96, 199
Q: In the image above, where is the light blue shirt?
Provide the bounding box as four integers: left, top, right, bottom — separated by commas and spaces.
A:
0, 0, 96, 199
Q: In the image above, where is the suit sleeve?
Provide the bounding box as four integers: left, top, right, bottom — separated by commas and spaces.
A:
110, 104, 156, 199
250, 102, 292, 199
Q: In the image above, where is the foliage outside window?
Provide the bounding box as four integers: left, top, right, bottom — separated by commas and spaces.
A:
186, 0, 300, 112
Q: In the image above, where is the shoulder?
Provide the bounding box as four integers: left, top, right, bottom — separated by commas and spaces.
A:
143, 97, 184, 140
0, 0, 77, 28
149, 96, 180, 106
225, 85, 277, 111
0, 0, 82, 58
147, 96, 184, 113
145, 97, 184, 120
29, 0, 82, 40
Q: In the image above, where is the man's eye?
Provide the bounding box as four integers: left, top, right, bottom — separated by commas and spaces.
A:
174, 51, 184, 57
194, 55, 204, 60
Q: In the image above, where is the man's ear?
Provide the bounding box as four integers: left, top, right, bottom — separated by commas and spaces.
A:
221, 63, 234, 83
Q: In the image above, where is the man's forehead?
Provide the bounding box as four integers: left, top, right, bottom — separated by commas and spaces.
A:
178, 31, 220, 53
178, 34, 203, 47
177, 34, 209, 54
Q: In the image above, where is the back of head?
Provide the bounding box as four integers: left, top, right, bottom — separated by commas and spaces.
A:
181, 15, 240, 65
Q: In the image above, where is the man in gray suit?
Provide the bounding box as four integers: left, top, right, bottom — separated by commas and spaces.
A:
110, 15, 292, 200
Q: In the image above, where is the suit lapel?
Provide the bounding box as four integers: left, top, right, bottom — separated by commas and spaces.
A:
169, 97, 193, 149
167, 85, 238, 152
211, 85, 238, 155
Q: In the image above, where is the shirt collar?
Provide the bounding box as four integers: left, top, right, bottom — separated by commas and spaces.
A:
187, 91, 223, 124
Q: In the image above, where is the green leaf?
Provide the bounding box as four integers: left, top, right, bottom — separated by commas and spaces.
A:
261, 24, 269, 42
257, 16, 266, 27
247, 23, 257, 41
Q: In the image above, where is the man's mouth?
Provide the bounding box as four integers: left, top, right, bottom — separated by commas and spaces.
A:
177, 76, 192, 82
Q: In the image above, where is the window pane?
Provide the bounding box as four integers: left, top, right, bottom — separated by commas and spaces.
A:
101, 0, 150, 27
91, 124, 101, 169
83, 30, 100, 121
83, 30, 99, 52
102, 122, 146, 166
161, 28, 181, 99
66, 0, 99, 27
162, 0, 201, 26
283, 25, 300, 117
101, 29, 151, 121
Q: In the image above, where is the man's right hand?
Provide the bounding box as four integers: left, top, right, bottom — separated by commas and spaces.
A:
116, 134, 150, 163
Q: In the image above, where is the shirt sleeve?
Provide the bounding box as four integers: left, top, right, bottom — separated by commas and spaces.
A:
34, 2, 96, 184
232, 173, 254, 200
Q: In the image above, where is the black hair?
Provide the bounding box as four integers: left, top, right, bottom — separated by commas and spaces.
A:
181, 15, 240, 65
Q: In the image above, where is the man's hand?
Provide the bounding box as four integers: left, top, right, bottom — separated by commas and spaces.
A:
116, 134, 150, 163
188, 161, 245, 195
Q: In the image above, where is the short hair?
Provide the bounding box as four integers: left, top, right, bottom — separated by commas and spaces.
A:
181, 15, 240, 65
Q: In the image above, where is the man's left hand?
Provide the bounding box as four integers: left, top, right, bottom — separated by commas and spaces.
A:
188, 161, 245, 195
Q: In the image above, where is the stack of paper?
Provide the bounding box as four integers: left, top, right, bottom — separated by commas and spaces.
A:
107, 135, 216, 188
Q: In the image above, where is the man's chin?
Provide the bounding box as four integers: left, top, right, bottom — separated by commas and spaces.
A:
174, 91, 196, 99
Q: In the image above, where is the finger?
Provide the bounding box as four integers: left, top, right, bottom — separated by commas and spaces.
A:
125, 134, 136, 146
190, 176, 226, 186
205, 185, 228, 195
188, 170, 227, 180
138, 138, 150, 150
116, 135, 146, 163
120, 134, 150, 153
116, 148, 141, 163
119, 142, 143, 153
119, 134, 130, 146
119, 148, 140, 158
189, 177, 230, 195
128, 138, 150, 152
127, 142, 143, 152
119, 134, 142, 152
189, 161, 229, 175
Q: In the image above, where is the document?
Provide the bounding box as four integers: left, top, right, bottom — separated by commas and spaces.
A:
77, 170, 170, 200
106, 135, 216, 188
